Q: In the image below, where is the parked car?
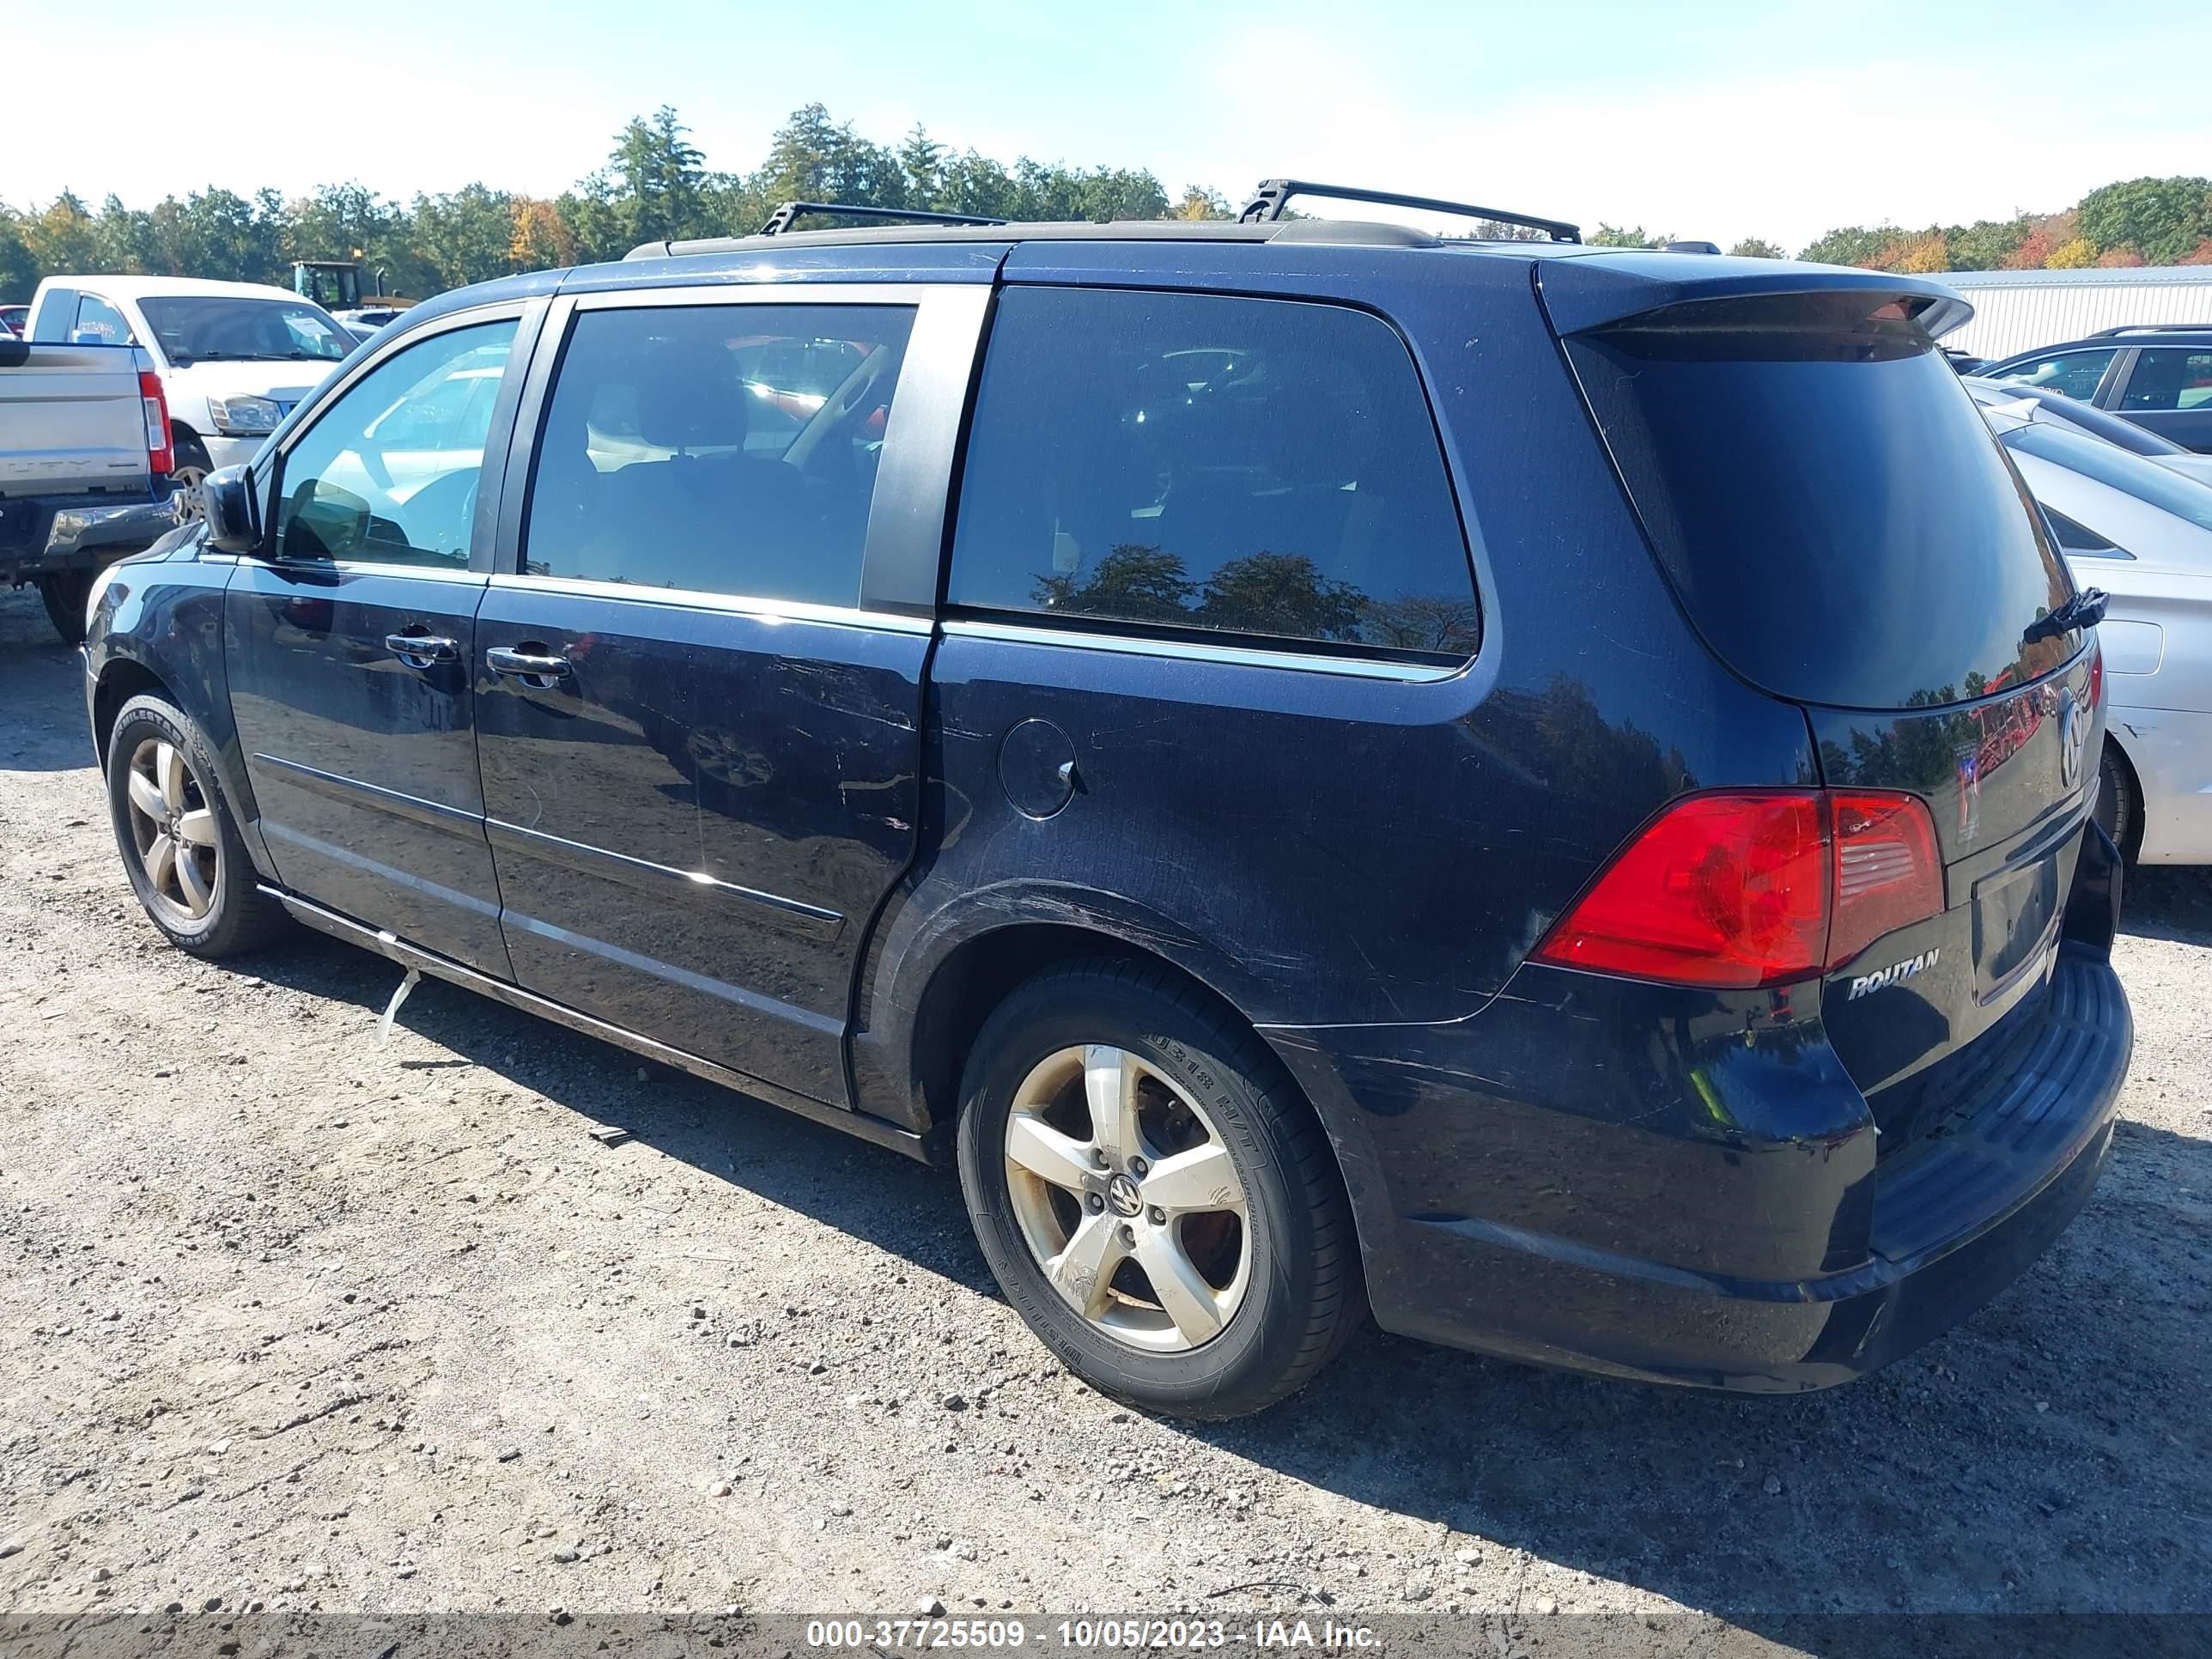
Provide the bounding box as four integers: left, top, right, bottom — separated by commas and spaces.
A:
0, 331, 179, 641
0, 304, 27, 338
25, 276, 355, 498
82, 196, 2130, 1419
1979, 325, 2212, 453
1974, 398, 2212, 864
1966, 376, 2212, 489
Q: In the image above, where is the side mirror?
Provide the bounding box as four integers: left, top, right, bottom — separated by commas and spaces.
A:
202, 465, 261, 555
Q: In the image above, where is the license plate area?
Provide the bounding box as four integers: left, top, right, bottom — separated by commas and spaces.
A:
1972, 848, 2061, 1000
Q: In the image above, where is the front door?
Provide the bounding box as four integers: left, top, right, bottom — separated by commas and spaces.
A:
225, 311, 531, 975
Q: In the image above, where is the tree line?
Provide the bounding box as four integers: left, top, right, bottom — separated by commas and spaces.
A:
5, 102, 2208, 304
1796, 175, 2212, 271
0, 104, 1230, 305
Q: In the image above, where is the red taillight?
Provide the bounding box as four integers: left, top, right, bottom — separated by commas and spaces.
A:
1826, 792, 1944, 968
139, 369, 173, 477
1533, 788, 1943, 988
2087, 641, 2104, 711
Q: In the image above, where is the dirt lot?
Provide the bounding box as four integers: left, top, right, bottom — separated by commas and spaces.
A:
1, 583, 2207, 1641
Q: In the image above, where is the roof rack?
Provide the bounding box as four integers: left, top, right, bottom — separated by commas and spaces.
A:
2088, 322, 2212, 337
758, 201, 1009, 236
1236, 179, 1580, 243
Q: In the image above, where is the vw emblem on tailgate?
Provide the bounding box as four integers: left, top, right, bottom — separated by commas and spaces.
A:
2057, 689, 2084, 791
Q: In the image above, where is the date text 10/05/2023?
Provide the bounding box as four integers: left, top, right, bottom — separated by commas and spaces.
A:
803, 1616, 1384, 1649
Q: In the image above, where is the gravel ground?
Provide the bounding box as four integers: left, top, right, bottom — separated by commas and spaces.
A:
1, 583, 2207, 1640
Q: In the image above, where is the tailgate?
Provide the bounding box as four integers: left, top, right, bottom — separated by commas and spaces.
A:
1813, 647, 2104, 1150
0, 342, 153, 498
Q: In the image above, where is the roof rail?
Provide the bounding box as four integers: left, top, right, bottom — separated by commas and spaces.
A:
758, 201, 1009, 236
2088, 322, 2212, 337
1236, 179, 1580, 243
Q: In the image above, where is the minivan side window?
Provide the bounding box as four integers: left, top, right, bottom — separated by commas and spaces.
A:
946, 288, 1478, 659
1984, 348, 2118, 403
521, 302, 917, 608
273, 319, 518, 568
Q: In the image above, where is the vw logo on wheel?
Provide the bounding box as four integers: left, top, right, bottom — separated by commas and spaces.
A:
1105, 1173, 1144, 1218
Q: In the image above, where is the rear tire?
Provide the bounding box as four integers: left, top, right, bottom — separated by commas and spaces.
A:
105, 693, 291, 958
2094, 741, 2141, 863
36, 570, 94, 646
955, 959, 1364, 1419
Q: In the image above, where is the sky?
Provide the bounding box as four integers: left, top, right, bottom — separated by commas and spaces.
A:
5, 0, 2209, 253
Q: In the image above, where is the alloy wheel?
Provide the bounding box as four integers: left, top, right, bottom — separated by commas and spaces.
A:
123, 736, 221, 923
1002, 1043, 1251, 1352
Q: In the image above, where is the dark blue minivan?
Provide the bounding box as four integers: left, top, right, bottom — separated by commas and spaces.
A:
82, 188, 2133, 1418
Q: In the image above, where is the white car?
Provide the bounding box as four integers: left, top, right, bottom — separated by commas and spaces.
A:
23, 276, 355, 493
1978, 396, 2212, 864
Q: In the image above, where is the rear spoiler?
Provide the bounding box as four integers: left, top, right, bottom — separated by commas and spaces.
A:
1535, 256, 1973, 342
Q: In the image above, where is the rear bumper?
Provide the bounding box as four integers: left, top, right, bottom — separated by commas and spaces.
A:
1267, 942, 2130, 1392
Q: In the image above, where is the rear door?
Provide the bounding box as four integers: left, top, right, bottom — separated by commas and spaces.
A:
224, 301, 542, 975
2112, 345, 2212, 453
472, 282, 986, 1104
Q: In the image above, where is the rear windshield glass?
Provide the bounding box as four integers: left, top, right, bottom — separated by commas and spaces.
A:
1565, 293, 2078, 709
2000, 421, 2212, 533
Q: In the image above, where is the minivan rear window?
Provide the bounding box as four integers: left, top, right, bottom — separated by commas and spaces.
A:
1565, 292, 2078, 709
949, 287, 1478, 660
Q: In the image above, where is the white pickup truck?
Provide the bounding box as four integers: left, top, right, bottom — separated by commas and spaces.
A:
0, 333, 180, 642
25, 276, 354, 495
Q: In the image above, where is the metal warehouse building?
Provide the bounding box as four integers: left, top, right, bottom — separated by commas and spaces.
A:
1936, 266, 2212, 359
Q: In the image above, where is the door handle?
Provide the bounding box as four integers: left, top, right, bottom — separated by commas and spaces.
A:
385, 632, 459, 668
486, 644, 572, 685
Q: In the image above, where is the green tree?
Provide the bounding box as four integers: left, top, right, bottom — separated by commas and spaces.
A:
1588, 222, 1668, 248
751, 103, 902, 221
2076, 176, 2212, 266
412, 183, 518, 288
91, 194, 157, 273
0, 211, 38, 303
1727, 236, 1784, 258
606, 105, 710, 245
25, 191, 98, 275
1799, 224, 1893, 265
896, 125, 946, 208
1947, 214, 2032, 270
150, 188, 264, 283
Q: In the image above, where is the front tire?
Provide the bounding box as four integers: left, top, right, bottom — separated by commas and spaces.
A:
956, 960, 1364, 1419
105, 693, 290, 957
170, 434, 214, 522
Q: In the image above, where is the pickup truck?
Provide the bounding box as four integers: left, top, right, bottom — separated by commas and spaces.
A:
0, 333, 179, 642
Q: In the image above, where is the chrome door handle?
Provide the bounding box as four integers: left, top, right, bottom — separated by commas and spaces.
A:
485, 645, 572, 684
385, 632, 458, 667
